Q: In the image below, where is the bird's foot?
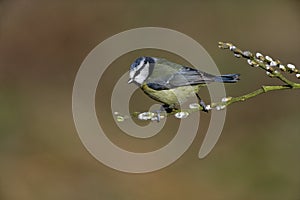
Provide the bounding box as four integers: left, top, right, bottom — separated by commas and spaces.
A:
195, 93, 209, 113
199, 100, 209, 112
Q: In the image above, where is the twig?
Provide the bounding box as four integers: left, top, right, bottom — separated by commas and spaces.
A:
211, 42, 300, 109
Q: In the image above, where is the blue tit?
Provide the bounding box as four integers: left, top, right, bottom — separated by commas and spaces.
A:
128, 56, 239, 113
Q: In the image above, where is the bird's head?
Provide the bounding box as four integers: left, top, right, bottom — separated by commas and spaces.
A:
128, 56, 156, 85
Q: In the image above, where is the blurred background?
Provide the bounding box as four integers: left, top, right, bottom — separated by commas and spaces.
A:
0, 0, 300, 199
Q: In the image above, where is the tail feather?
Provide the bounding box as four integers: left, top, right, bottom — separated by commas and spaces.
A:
214, 74, 240, 83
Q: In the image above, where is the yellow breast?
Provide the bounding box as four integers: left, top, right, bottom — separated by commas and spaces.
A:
141, 84, 201, 106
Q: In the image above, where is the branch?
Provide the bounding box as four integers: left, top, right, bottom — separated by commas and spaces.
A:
115, 42, 300, 122
212, 42, 300, 109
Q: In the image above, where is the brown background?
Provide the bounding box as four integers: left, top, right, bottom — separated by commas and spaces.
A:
0, 0, 300, 200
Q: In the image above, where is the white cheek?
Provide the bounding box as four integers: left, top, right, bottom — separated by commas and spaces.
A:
134, 74, 146, 84
134, 65, 149, 84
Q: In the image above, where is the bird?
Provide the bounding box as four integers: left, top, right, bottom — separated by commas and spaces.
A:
128, 56, 239, 113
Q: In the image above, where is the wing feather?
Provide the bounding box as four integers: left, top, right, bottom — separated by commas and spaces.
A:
146, 65, 216, 90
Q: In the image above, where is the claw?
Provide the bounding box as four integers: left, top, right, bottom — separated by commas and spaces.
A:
195, 93, 209, 112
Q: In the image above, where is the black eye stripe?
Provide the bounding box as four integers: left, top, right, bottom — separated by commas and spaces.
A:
133, 62, 147, 78
133, 61, 154, 79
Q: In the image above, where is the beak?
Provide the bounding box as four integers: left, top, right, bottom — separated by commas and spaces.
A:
128, 79, 133, 84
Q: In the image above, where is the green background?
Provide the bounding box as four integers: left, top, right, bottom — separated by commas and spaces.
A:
0, 0, 299, 199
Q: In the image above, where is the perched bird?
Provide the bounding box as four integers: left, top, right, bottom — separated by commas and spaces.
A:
128, 56, 239, 113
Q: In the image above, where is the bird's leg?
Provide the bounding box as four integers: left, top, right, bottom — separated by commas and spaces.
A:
154, 107, 162, 122
154, 105, 168, 122
155, 104, 177, 122
195, 93, 209, 112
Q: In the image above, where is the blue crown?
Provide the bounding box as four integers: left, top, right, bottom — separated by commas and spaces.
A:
131, 57, 156, 70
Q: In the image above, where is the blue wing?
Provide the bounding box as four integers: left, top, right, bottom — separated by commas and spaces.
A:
146, 66, 216, 90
